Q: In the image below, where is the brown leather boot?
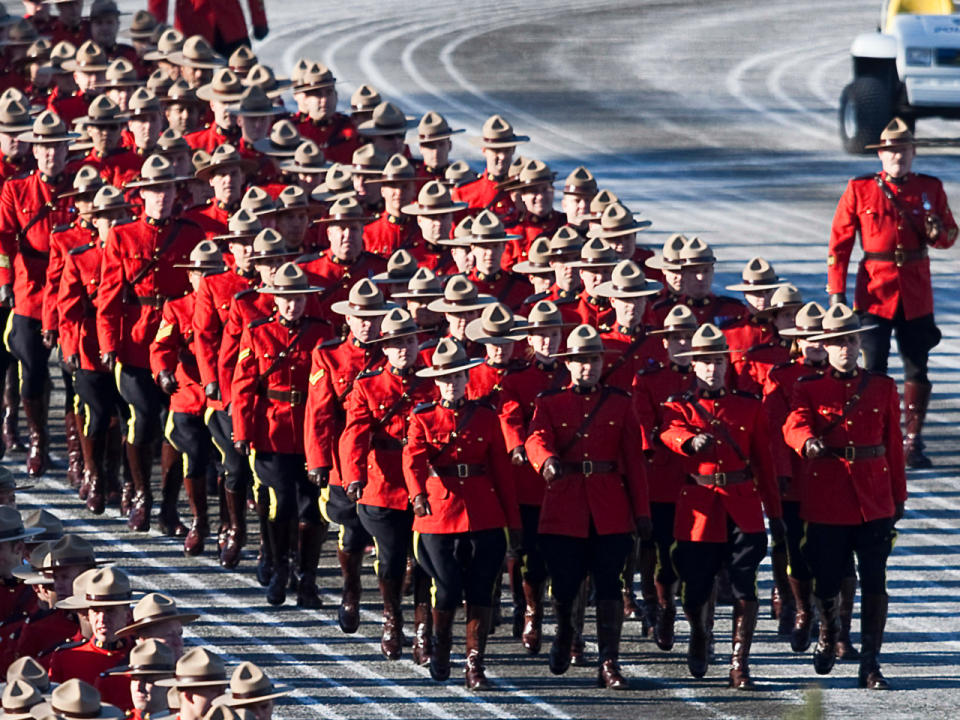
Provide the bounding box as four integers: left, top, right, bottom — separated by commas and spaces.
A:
337, 548, 363, 633
570, 577, 589, 667
858, 593, 890, 689
548, 600, 574, 676
637, 542, 658, 637
182, 475, 209, 556
654, 579, 677, 651
296, 522, 323, 609
837, 574, 861, 660
82, 430, 108, 515
729, 598, 759, 690
621, 537, 640, 621
685, 603, 709, 678
771, 544, 794, 636
521, 578, 544, 655
21, 394, 48, 478
401, 554, 415, 597
430, 608, 455, 682
506, 555, 524, 639
2, 367, 24, 454
216, 475, 229, 554
158, 443, 187, 539
596, 599, 628, 690
411, 566, 433, 666
266, 518, 291, 606
813, 594, 841, 675
104, 420, 122, 507
379, 578, 403, 660
903, 381, 933, 469
788, 576, 814, 652
464, 604, 493, 691
220, 488, 246, 569
254, 483, 272, 586
64, 409, 83, 489
125, 441, 153, 531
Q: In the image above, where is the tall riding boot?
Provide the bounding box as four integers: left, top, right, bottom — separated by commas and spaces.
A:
654, 579, 678, 651
548, 599, 575, 676
903, 382, 933, 469
789, 576, 814, 652
430, 608, 456, 682
685, 603, 710, 678
706, 583, 718, 661
465, 605, 494, 691
621, 537, 640, 621
182, 476, 210, 556
21, 394, 48, 478
158, 443, 187, 539
255, 486, 273, 587
412, 567, 433, 665
2, 366, 24, 453
858, 593, 890, 689
506, 555, 524, 639
287, 521, 300, 593
521, 578, 545, 655
401, 555, 415, 597
837, 574, 861, 660
812, 594, 842, 675
220, 488, 246, 569
570, 577, 589, 667
216, 476, 229, 554
596, 599, 628, 690
728, 598, 759, 690
104, 420, 122, 507
125, 442, 153, 531
266, 518, 291, 606
771, 544, 794, 635
82, 430, 108, 515
638, 543, 658, 637
337, 548, 364, 633
296, 522, 323, 608
379, 578, 404, 660
64, 409, 83, 489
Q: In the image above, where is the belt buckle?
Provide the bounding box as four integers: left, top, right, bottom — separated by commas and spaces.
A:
713, 472, 727, 487
844, 446, 856, 462
894, 247, 905, 267
582, 460, 594, 476
289, 390, 303, 405
456, 463, 468, 478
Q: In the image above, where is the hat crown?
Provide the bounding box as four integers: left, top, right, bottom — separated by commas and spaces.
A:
189, 240, 222, 265
139, 153, 176, 181
157, 128, 188, 153
579, 237, 616, 263
147, 69, 173, 94
73, 164, 106, 192
22, 509, 62, 540
277, 185, 307, 209
430, 337, 469, 369
128, 87, 161, 113
453, 215, 475, 238
690, 323, 729, 352
347, 278, 385, 307
517, 158, 552, 185
549, 224, 583, 253
208, 67, 243, 94
793, 301, 825, 331
321, 164, 352, 190
82, 567, 132, 602
565, 324, 604, 354
563, 165, 597, 194
327, 195, 365, 219
740, 256, 778, 284
471, 209, 507, 239
443, 275, 479, 303
156, 28, 185, 53
3, 678, 42, 710
351, 84, 380, 109
241, 185, 275, 213
300, 61, 334, 86
174, 647, 226, 682
7, 656, 48, 689
271, 262, 311, 290
130, 10, 158, 32
251, 227, 284, 254
610, 260, 648, 290
291, 57, 310, 84
230, 661, 273, 696
589, 189, 619, 214
128, 638, 175, 670
0, 505, 26, 538
71, 567, 98, 598
481, 113, 516, 140
769, 283, 802, 308
90, 0, 121, 16
352, 142, 386, 169
381, 153, 416, 180
480, 302, 519, 334
662, 304, 698, 331
228, 45, 257, 71
91, 184, 126, 210
51, 678, 103, 717
379, 307, 418, 336
445, 160, 476, 184
662, 234, 687, 261
235, 86, 273, 113
527, 300, 562, 326
26, 37, 52, 60
243, 63, 281, 90
371, 102, 408, 130
207, 143, 245, 168
167, 79, 196, 101
416, 180, 452, 208
50, 40, 77, 66
406, 266, 441, 293
526, 236, 551, 265
182, 34, 218, 61
878, 116, 914, 146
600, 202, 640, 230
820, 303, 860, 332
679, 236, 714, 263
47, 534, 96, 568
104, 57, 137, 82
267, 118, 301, 147
418, 110, 451, 137
87, 93, 122, 120
385, 249, 417, 277
292, 139, 323, 166
74, 40, 107, 67
31, 109, 69, 138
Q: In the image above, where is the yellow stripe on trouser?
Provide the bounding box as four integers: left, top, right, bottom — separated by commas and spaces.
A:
113, 361, 138, 445
372, 536, 380, 577
2, 312, 22, 396
412, 532, 438, 608
337, 523, 346, 552
204, 406, 228, 465
319, 485, 332, 524
163, 412, 189, 477
82, 402, 92, 436
248, 449, 277, 521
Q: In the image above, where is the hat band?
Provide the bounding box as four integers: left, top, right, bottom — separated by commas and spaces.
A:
796, 323, 821, 332
128, 663, 174, 673
471, 233, 508, 241
232, 685, 275, 700
328, 213, 364, 222
51, 555, 96, 567
446, 297, 480, 306
563, 184, 594, 195
175, 673, 228, 683
433, 357, 475, 372
53, 704, 103, 718
86, 591, 133, 602
526, 319, 561, 328
483, 324, 519, 337
380, 325, 418, 338
612, 282, 646, 292
0, 525, 26, 539
580, 257, 613, 265
740, 277, 777, 286
482, 135, 517, 143
567, 344, 603, 354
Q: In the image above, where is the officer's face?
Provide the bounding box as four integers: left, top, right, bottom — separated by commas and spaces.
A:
141, 186, 176, 219
304, 86, 337, 120
90, 14, 119, 47
87, 123, 123, 152
693, 355, 727, 390
57, 1, 82, 25
239, 114, 272, 142
158, 60, 181, 81
450, 246, 473, 273
566, 355, 603, 387
211, 100, 236, 130
436, 370, 467, 403
610, 233, 636, 260
419, 139, 450, 170
528, 328, 562, 358
520, 183, 554, 218
561, 194, 589, 225
0, 489, 13, 507
878, 144, 914, 179
35, 583, 56, 609
580, 267, 612, 295
664, 331, 693, 364
0, 131, 24, 159
663, 268, 683, 293
33, 141, 68, 176
383, 334, 419, 370
773, 306, 798, 331
52, 564, 85, 599
680, 263, 713, 299
129, 677, 161, 712
210, 166, 244, 204
482, 147, 513, 177
379, 182, 415, 214
798, 337, 828, 365
744, 289, 775, 313
445, 310, 479, 339
166, 102, 199, 135
74, 70, 104, 93
824, 333, 861, 372
180, 65, 212, 88
246, 699, 274, 720
406, 300, 441, 328
255, 258, 280, 285
471, 243, 505, 275
88, 604, 131, 642
372, 134, 406, 157
611, 295, 645, 328
485, 342, 512, 365
275, 294, 307, 323
229, 240, 254, 271
352, 173, 379, 203
551, 258, 577, 290
182, 687, 224, 719
138, 619, 185, 659
529, 274, 552, 294
0, 539, 24, 575
129, 114, 163, 150
346, 313, 382, 344
106, 88, 130, 111
276, 210, 309, 245
417, 213, 452, 243
327, 221, 363, 262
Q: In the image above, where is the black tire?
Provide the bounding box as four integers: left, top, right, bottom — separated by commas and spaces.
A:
838, 76, 895, 154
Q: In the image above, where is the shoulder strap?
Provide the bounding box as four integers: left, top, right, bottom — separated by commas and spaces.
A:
16, 177, 72, 254
683, 392, 750, 466
816, 370, 871, 441
496, 273, 519, 304
556, 387, 613, 458
874, 175, 926, 242
336, 352, 380, 404
369, 375, 427, 436
428, 401, 481, 464
257, 323, 307, 390
126, 220, 187, 290
599, 331, 648, 383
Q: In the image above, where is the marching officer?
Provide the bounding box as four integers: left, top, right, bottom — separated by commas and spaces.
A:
588, 202, 653, 268
103, 639, 175, 720
185, 145, 255, 238
362, 154, 426, 257
399, 180, 465, 274
525, 324, 651, 690
187, 68, 244, 153
676, 237, 747, 325
464, 210, 532, 312
784, 304, 906, 689
827, 118, 957, 468
413, 110, 463, 183
452, 114, 527, 224
504, 159, 566, 270
660, 323, 782, 689
558, 166, 597, 233
425, 275, 494, 359
569, 238, 619, 330
719, 256, 786, 367
645, 234, 687, 322
735, 284, 803, 396
292, 61, 360, 166
231, 262, 331, 608
403, 336, 521, 689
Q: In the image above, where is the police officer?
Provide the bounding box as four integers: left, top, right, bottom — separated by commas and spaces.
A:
464, 210, 532, 312
452, 114, 527, 224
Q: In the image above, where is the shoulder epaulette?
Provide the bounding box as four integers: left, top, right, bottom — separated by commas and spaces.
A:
320, 336, 345, 349
522, 291, 548, 306
536, 387, 564, 399
50, 638, 85, 653
418, 337, 439, 351
357, 367, 382, 379
730, 388, 761, 400
413, 400, 436, 414
68, 241, 97, 256
606, 386, 630, 398
248, 316, 272, 329
636, 361, 664, 377
554, 294, 577, 305
796, 374, 822, 383
295, 252, 320, 263
234, 287, 257, 300
471, 398, 496, 411
52, 222, 73, 234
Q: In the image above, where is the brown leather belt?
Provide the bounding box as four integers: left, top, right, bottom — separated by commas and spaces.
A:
689, 470, 752, 487
431, 463, 487, 478
265, 388, 305, 405
371, 435, 404, 451
561, 460, 618, 476
825, 444, 885, 461
862, 247, 926, 267
136, 295, 167, 307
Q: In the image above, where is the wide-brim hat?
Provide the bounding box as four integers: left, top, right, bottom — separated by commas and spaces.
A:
567, 237, 619, 269
806, 304, 878, 342
426, 276, 495, 314
401, 180, 467, 216
466, 209, 522, 244
676, 323, 736, 358
0, 507, 45, 543
551, 324, 613, 359
227, 87, 285, 118
648, 304, 698, 336
724, 256, 786, 292
865, 117, 915, 150
416, 337, 484, 378
524, 300, 576, 331
103, 639, 175, 678
472, 113, 529, 149
212, 662, 292, 709
167, 36, 225, 70
48, 679, 124, 720
314, 196, 377, 225
195, 69, 246, 103
330, 277, 394, 317
465, 304, 529, 344
55, 567, 141, 610
357, 102, 417, 137
258, 261, 323, 296
30, 533, 103, 572
587, 203, 653, 239
155, 648, 229, 689
779, 301, 826, 338
645, 233, 688, 271
115, 593, 199, 639
367, 307, 421, 343
126, 154, 192, 189
593, 260, 661, 298
195, 147, 258, 181
16, 110, 80, 144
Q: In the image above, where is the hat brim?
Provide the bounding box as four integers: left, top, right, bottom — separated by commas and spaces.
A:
369, 328, 422, 343
864, 139, 916, 150
250, 137, 300, 157
114, 611, 201, 638
0, 526, 45, 543
166, 52, 225, 70
417, 128, 466, 143
172, 261, 226, 270
257, 285, 323, 296
426, 295, 496, 314
154, 677, 230, 689
56, 592, 143, 610
644, 255, 681, 271
213, 689, 293, 707
61, 61, 111, 72
92, 78, 142, 90
309, 188, 356, 204
390, 289, 444, 300
141, 50, 175, 62
587, 221, 653, 239
648, 325, 696, 336
778, 327, 820, 338
227, 105, 286, 119
592, 279, 661, 299
293, 80, 338, 93
59, 186, 103, 199
194, 85, 245, 103
470, 135, 530, 149
15, 130, 81, 144
465, 325, 529, 344
314, 213, 377, 226
78, 115, 131, 127
400, 201, 468, 216
11, 567, 53, 584
47, 703, 124, 720
674, 348, 736, 358
466, 233, 523, 245
724, 281, 786, 293
329, 300, 396, 317
195, 157, 259, 181
416, 357, 484, 378
567, 260, 619, 270
280, 160, 331, 175
550, 348, 614, 359
86, 203, 136, 216
125, 174, 193, 189
0, 121, 35, 134
357, 118, 418, 136
510, 261, 553, 275
366, 175, 433, 186
806, 325, 878, 342
102, 664, 176, 678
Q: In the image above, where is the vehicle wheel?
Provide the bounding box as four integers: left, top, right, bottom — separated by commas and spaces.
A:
838, 76, 894, 154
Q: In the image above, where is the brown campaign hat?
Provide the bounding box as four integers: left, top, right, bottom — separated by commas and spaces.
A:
315, 195, 376, 225
11, 544, 54, 584
677, 236, 715, 266
126, 10, 159, 40
78, 94, 128, 127
154, 128, 191, 157
0, 97, 34, 134
95, 57, 140, 89
242, 64, 292, 99
126, 154, 191, 189
473, 114, 529, 148
310, 163, 355, 202
426, 275, 495, 314
228, 86, 285, 118
594, 260, 661, 299
146, 69, 174, 97
280, 140, 328, 175
251, 118, 302, 158
56, 567, 140, 610
444, 215, 476, 248
240, 185, 277, 216
21, 509, 63, 543
465, 209, 522, 245
568, 237, 619, 269
293, 61, 336, 93
0, 19, 39, 50
371, 249, 418, 286
401, 180, 466, 216
545, 224, 584, 258
258, 262, 323, 296
417, 110, 464, 143
62, 40, 110, 73
195, 143, 258, 181
30, 534, 101, 572
103, 638, 175, 678
676, 323, 734, 358
0, 465, 31, 493
562, 166, 597, 197
44, 40, 78, 75
367, 153, 429, 186
6, 656, 54, 692
227, 46, 258, 76
168, 35, 226, 70
330, 278, 394, 317
865, 117, 915, 150
369, 307, 421, 343
649, 304, 699, 335
350, 84, 381, 112
127, 88, 163, 117
16, 109, 80, 144
212, 661, 292, 708
249, 228, 297, 261
192, 149, 213, 175
173, 239, 225, 270
50, 679, 123, 720
143, 28, 185, 62
86, 0, 128, 19
500, 158, 556, 191
274, 185, 321, 217
581, 188, 620, 221
525, 300, 575, 331
416, 337, 483, 378
115, 592, 200, 638
204, 706, 256, 720
86, 185, 135, 216
391, 266, 444, 300
780, 300, 827, 338
757, 283, 803, 315
351, 143, 388, 175
506, 155, 526, 181
358, 101, 416, 137
68, 122, 94, 153
165, 79, 204, 109
59, 164, 107, 199
443, 159, 477, 188
2, 678, 46, 720
196, 68, 246, 103
587, 202, 652, 239
155, 647, 229, 689
0, 506, 45, 543
725, 256, 785, 292
807, 303, 878, 342
466, 302, 529, 344
552, 324, 612, 359
20, 38, 52, 66
512, 236, 554, 275
645, 233, 687, 271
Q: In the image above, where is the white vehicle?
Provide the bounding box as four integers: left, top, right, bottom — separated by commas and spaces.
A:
840, 0, 960, 153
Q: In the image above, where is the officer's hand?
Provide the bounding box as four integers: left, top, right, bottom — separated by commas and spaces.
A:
829, 293, 847, 308
204, 381, 221, 402
412, 493, 432, 517
769, 516, 787, 544
894, 502, 905, 524
234, 440, 250, 456
635, 516, 653, 541
507, 528, 521, 552
157, 370, 178, 395
41, 330, 57, 349
683, 433, 714, 455
308, 467, 330, 488
541, 456, 562, 485
804, 437, 826, 459
100, 352, 116, 372
253, 25, 269, 40
0, 284, 13, 308
510, 446, 527, 466
63, 354, 80, 374
345, 481, 363, 502
926, 214, 943, 241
